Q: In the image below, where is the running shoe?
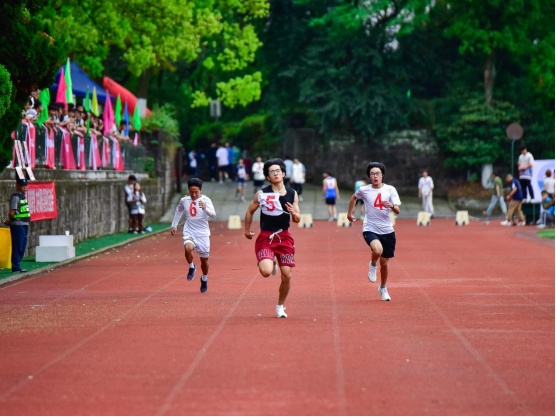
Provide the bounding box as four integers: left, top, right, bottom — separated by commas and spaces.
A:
378, 286, 391, 301
368, 261, 378, 283
276, 304, 287, 318
200, 278, 207, 293
517, 221, 526, 226
272, 257, 278, 275
500, 220, 512, 226
187, 265, 196, 281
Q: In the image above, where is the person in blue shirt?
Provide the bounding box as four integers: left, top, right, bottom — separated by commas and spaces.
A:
537, 190, 554, 228
501, 173, 526, 226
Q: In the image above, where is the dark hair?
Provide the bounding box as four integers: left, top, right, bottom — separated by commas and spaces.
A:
188, 177, 203, 189
366, 162, 386, 178
520, 144, 527, 151
128, 175, 137, 181
492, 171, 499, 177
263, 158, 286, 177
323, 171, 333, 177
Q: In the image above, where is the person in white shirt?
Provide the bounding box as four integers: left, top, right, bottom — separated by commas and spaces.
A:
542, 169, 554, 198
171, 178, 216, 293
216, 144, 229, 183
517, 145, 535, 201
347, 162, 401, 302
251, 156, 266, 193
418, 170, 434, 217
290, 158, 306, 201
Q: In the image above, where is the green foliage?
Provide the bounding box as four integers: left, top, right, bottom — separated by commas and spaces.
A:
189, 122, 225, 149
434, 97, 520, 171
0, 0, 68, 170
141, 104, 180, 141
0, 64, 12, 119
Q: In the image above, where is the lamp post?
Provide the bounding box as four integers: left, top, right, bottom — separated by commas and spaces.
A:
506, 123, 523, 176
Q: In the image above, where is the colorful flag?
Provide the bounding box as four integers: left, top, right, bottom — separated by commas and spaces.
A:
91, 87, 99, 116
55, 68, 67, 107
133, 132, 139, 146
103, 93, 115, 136
84, 87, 90, 112
133, 102, 141, 131
65, 58, 74, 104
123, 101, 130, 136
37, 89, 50, 126
115, 94, 122, 126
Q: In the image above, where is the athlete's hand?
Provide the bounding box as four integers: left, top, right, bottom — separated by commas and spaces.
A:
347, 214, 356, 222
245, 231, 255, 240
383, 201, 394, 209
198, 199, 206, 210
170, 227, 177, 236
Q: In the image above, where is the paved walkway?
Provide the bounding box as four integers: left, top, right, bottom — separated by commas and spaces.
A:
161, 180, 456, 223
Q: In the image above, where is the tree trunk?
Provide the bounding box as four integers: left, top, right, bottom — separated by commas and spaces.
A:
483, 52, 495, 105
136, 68, 152, 100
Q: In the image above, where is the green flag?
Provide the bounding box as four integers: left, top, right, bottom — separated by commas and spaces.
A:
37, 89, 50, 126
65, 58, 74, 104
133, 104, 142, 131
115, 94, 122, 126
86, 117, 90, 135
84, 87, 90, 112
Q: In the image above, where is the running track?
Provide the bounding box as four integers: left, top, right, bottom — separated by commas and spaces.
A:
0, 219, 553, 415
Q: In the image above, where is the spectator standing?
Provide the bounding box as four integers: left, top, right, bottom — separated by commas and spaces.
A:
128, 182, 147, 233
354, 177, 367, 220
124, 175, 137, 233
251, 156, 266, 193
290, 158, 306, 202
5, 178, 31, 273
283, 155, 294, 187
235, 158, 249, 201
322, 171, 340, 221
483, 171, 507, 217
216, 143, 229, 183
517, 145, 535, 201
418, 170, 435, 217
188, 149, 198, 176
501, 173, 526, 226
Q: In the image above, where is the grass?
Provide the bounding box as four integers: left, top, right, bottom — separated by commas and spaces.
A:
0, 223, 168, 281
537, 228, 555, 240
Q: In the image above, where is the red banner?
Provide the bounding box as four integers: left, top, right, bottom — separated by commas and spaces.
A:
27, 182, 58, 221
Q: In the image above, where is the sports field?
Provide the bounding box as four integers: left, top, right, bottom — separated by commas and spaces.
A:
0, 219, 553, 415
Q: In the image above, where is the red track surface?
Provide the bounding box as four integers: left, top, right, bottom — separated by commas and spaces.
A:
0, 219, 553, 415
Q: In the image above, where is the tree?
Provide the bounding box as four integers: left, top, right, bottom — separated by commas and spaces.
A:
443, 0, 554, 106
0, 0, 68, 170
40, 0, 269, 107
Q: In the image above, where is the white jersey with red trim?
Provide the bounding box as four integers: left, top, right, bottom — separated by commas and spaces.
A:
171, 195, 216, 237
355, 184, 401, 234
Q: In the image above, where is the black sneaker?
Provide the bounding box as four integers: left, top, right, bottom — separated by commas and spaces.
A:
200, 278, 208, 293
187, 265, 196, 281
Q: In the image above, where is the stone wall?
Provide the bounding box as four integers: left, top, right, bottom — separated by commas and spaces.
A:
0, 168, 174, 256
284, 129, 463, 196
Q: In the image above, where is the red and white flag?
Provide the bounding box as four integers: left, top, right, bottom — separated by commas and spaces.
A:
133, 132, 139, 146
59, 127, 76, 170
88, 134, 102, 170
77, 136, 86, 170
45, 128, 56, 169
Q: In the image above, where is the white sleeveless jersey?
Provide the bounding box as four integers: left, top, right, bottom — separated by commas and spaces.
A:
355, 184, 401, 234
171, 195, 216, 237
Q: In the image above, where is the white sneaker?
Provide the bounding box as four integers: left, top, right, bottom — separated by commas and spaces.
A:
378, 286, 391, 301
276, 304, 287, 318
517, 221, 526, 226
537, 224, 547, 229
367, 261, 377, 283
272, 257, 278, 275
500, 220, 512, 226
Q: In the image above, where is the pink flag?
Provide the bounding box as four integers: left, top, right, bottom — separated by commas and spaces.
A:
56, 68, 68, 107
89, 134, 101, 170
59, 127, 76, 170
77, 136, 86, 170
102, 137, 111, 168
133, 132, 138, 146
45, 128, 56, 169
111, 136, 124, 171
23, 119, 36, 168
11, 131, 16, 168
103, 93, 115, 136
